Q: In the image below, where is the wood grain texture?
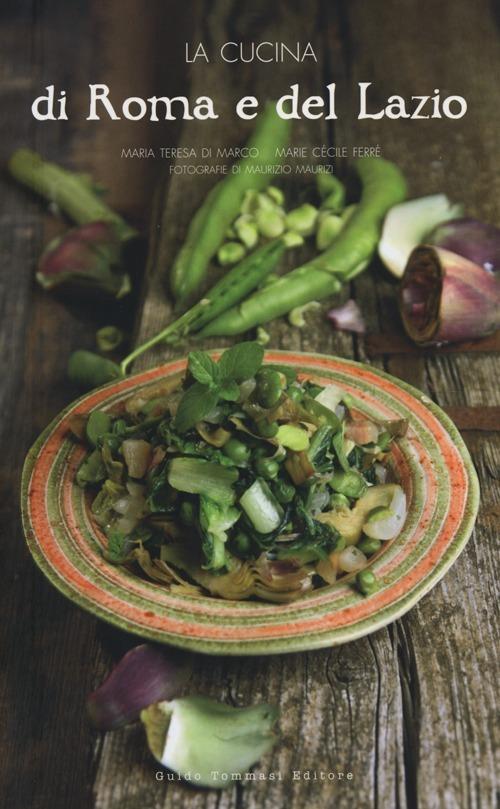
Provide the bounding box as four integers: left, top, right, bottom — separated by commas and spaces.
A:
0, 0, 498, 808
0, 2, 184, 809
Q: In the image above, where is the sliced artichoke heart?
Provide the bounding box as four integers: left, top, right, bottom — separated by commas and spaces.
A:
141, 697, 278, 788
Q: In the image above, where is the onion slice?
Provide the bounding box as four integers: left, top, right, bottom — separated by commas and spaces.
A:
363, 486, 407, 540
327, 299, 366, 334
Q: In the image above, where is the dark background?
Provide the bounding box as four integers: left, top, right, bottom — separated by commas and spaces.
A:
0, 1, 498, 808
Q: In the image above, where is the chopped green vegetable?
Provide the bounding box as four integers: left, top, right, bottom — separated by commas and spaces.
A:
86, 410, 112, 447
76, 448, 106, 487
276, 424, 310, 451
199, 496, 240, 570
330, 469, 367, 499
73, 342, 407, 604
167, 458, 237, 505
240, 479, 284, 533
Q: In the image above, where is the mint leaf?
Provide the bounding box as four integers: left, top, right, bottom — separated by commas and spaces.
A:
174, 382, 220, 433
188, 351, 219, 387
219, 380, 240, 401
218, 342, 264, 383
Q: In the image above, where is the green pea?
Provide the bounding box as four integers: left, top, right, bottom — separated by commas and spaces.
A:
330, 470, 366, 499
256, 419, 279, 438
231, 532, 252, 555
273, 480, 296, 504
222, 437, 251, 464
358, 537, 382, 556
255, 457, 280, 480
287, 385, 303, 402
356, 569, 378, 595
102, 434, 122, 454
255, 368, 283, 408
329, 492, 350, 510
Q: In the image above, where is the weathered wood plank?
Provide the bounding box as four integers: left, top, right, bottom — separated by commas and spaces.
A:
0, 2, 185, 808
365, 331, 500, 358
332, 0, 500, 807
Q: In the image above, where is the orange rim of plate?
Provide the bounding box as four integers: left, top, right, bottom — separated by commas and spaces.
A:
21, 351, 480, 655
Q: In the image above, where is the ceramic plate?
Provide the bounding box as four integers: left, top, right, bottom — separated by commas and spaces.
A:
21, 351, 479, 655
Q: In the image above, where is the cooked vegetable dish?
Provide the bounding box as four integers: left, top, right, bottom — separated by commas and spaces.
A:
73, 343, 408, 602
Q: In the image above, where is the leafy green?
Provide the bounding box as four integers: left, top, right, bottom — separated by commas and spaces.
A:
174, 343, 265, 433
199, 496, 240, 570
101, 442, 124, 483
91, 479, 126, 526
174, 382, 219, 432
76, 448, 106, 487
308, 425, 334, 470
188, 352, 220, 387
218, 342, 264, 382
293, 500, 339, 553
218, 380, 240, 401
331, 427, 351, 472
104, 529, 130, 563
167, 457, 238, 505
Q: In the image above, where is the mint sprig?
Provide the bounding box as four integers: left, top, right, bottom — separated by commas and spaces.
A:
174, 342, 264, 432
188, 351, 220, 388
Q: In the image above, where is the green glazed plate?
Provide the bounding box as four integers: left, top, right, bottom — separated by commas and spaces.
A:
21, 351, 479, 655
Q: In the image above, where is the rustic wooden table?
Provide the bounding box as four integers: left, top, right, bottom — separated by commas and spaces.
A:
1, 2, 498, 808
